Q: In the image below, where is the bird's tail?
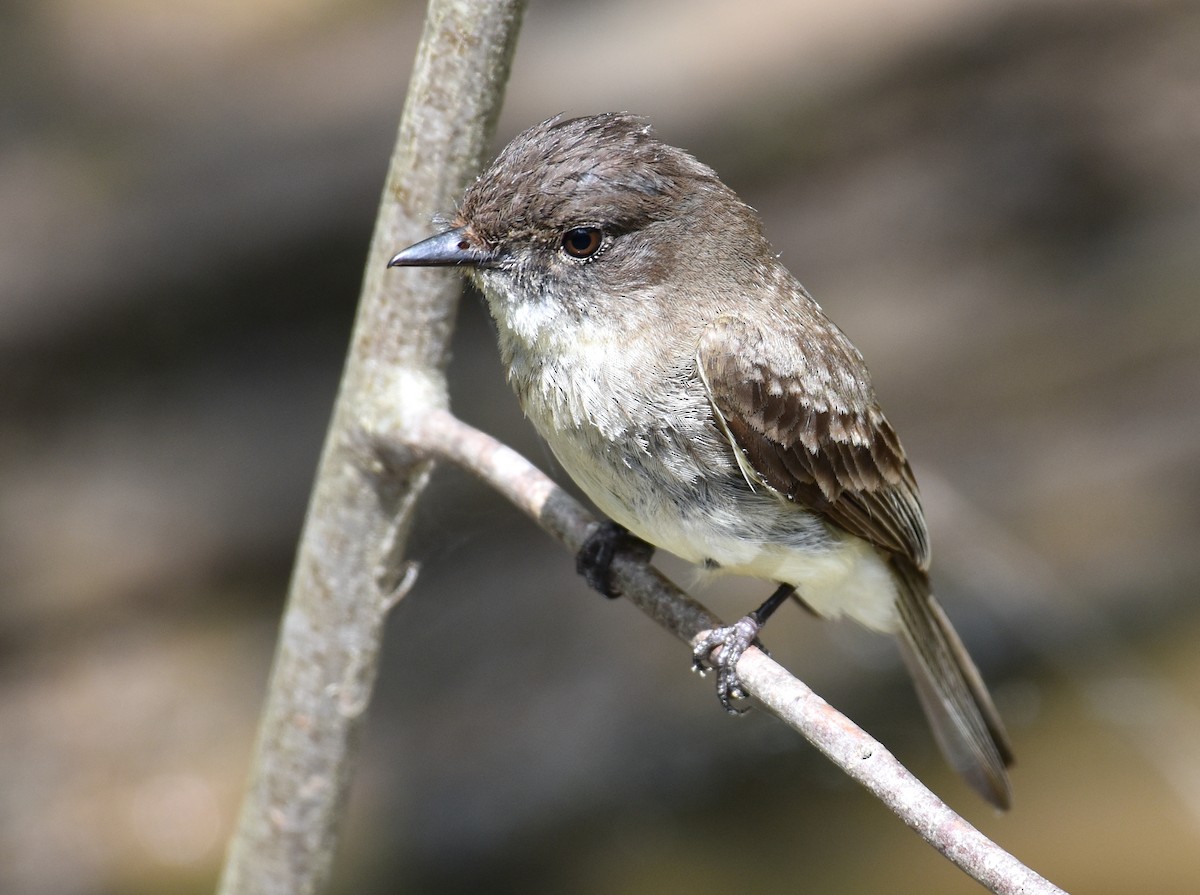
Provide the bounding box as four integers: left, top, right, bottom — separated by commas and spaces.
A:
890, 559, 1014, 809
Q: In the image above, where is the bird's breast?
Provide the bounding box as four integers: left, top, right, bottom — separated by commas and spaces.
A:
492, 304, 898, 630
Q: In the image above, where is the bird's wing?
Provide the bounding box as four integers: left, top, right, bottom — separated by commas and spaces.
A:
698, 313, 1015, 807
696, 312, 929, 569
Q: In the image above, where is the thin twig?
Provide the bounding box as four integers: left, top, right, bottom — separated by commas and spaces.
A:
388, 406, 1068, 895
215, 2, 526, 893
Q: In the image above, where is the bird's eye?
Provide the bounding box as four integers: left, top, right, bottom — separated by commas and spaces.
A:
561, 227, 604, 259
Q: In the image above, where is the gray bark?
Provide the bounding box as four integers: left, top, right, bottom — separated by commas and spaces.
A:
215, 2, 527, 892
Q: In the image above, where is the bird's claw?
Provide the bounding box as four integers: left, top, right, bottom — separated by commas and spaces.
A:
576, 521, 654, 599
691, 615, 763, 715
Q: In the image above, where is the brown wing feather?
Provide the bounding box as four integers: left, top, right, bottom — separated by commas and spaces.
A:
698, 313, 1014, 807
698, 313, 930, 569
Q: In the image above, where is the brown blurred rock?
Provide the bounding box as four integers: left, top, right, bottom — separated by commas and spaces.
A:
2, 1, 1199, 893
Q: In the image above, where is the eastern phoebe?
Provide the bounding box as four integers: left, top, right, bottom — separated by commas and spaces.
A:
388, 113, 1014, 808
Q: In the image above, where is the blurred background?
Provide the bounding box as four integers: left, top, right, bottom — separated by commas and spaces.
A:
3, 0, 1199, 892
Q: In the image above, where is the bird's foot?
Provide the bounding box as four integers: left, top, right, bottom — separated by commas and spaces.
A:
576, 521, 654, 598
691, 615, 764, 714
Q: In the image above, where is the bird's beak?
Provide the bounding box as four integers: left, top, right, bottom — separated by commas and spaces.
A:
387, 227, 496, 268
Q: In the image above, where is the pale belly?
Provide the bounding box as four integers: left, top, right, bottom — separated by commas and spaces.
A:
496, 313, 900, 634
543, 418, 902, 635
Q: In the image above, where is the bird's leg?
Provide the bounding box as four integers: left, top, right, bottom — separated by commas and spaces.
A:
576, 520, 655, 598
692, 583, 796, 713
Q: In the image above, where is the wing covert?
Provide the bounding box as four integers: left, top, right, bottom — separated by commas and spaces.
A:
697, 314, 930, 568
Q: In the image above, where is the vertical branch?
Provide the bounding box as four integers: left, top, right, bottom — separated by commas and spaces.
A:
216, 2, 527, 893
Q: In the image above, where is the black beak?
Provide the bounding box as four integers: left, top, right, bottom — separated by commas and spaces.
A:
387, 227, 496, 268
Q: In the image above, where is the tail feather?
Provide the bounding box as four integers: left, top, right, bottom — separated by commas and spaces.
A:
891, 559, 1014, 809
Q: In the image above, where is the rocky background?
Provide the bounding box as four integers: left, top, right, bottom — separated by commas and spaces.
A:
3, 0, 1199, 892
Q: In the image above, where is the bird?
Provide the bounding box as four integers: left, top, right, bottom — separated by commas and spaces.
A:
388, 112, 1014, 808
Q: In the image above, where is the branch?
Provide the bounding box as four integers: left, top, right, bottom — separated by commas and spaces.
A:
216, 2, 527, 893
387, 406, 1068, 895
